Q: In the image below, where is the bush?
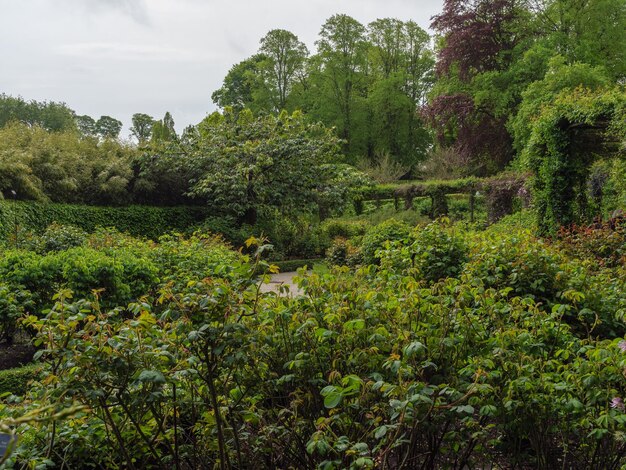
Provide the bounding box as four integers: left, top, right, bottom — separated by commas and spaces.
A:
321, 219, 370, 240
0, 201, 213, 240
37, 223, 87, 253
360, 219, 411, 265
408, 219, 468, 283
0, 283, 31, 344
0, 364, 39, 396
325, 237, 362, 267
557, 219, 625, 268
463, 230, 564, 304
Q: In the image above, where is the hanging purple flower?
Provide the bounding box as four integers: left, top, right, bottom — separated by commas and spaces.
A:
610, 397, 625, 412
618, 340, 626, 353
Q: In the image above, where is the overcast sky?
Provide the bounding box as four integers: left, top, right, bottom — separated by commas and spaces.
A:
0, 0, 443, 136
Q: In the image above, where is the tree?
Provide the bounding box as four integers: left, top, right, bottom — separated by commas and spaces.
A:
211, 54, 268, 112
0, 94, 76, 132
189, 109, 343, 225
130, 113, 154, 143
95, 115, 123, 139
258, 29, 309, 111
366, 19, 435, 167
315, 14, 369, 152
75, 115, 97, 137
151, 112, 177, 143
532, 0, 626, 81
425, 0, 531, 173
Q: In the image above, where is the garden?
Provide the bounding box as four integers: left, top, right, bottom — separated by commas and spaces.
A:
0, 0, 625, 468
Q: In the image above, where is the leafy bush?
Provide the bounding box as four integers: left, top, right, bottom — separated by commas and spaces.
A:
321, 218, 370, 240
37, 223, 87, 253
464, 230, 564, 304
557, 219, 625, 268
0, 283, 31, 343
409, 219, 468, 282
0, 364, 39, 396
2, 216, 626, 469
0, 200, 213, 240
360, 218, 411, 265
325, 237, 362, 267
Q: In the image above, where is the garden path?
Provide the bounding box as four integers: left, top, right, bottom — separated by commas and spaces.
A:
259, 272, 303, 296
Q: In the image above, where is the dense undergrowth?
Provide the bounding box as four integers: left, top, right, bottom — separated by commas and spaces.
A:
0, 213, 624, 469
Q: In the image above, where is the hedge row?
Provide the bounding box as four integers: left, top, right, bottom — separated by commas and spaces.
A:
0, 364, 39, 396
355, 174, 529, 222
0, 201, 212, 240
355, 177, 482, 202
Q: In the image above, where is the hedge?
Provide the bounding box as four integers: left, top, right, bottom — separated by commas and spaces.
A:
355, 174, 529, 223
0, 364, 39, 396
0, 201, 212, 240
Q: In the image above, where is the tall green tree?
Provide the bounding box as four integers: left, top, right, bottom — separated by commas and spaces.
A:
95, 115, 123, 139
130, 113, 154, 143
314, 14, 369, 153
75, 115, 97, 137
258, 29, 309, 111
211, 54, 268, 112
151, 112, 177, 143
0, 94, 76, 132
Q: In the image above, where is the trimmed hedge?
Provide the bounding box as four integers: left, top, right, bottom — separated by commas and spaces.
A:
273, 259, 320, 273
0, 201, 212, 240
0, 364, 39, 396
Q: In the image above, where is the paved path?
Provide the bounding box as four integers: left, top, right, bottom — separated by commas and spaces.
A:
259, 272, 303, 296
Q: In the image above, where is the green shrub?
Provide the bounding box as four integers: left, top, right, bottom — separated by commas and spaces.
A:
325, 237, 362, 267
360, 218, 411, 265
464, 231, 564, 304
0, 364, 39, 396
37, 223, 87, 253
0, 246, 159, 313
0, 201, 212, 240
408, 219, 468, 283
0, 283, 31, 343
321, 219, 370, 240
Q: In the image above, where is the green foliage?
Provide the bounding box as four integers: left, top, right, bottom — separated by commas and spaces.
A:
0, 214, 625, 469
0, 122, 136, 205
0, 283, 31, 343
0, 201, 213, 240
326, 237, 362, 267
212, 16, 434, 167
0, 364, 39, 396
37, 223, 87, 253
189, 109, 344, 224
0, 94, 76, 132
321, 218, 370, 240
360, 218, 410, 265
2, 226, 625, 468
403, 219, 468, 282
511, 57, 611, 154
523, 87, 626, 233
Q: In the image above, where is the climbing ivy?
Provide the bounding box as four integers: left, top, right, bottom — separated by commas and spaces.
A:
524, 87, 626, 234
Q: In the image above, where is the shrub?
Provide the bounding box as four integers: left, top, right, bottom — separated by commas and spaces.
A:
326, 237, 362, 267
321, 219, 370, 240
37, 223, 87, 253
409, 220, 468, 283
0, 200, 213, 240
360, 218, 411, 265
0, 283, 31, 344
463, 231, 564, 304
0, 364, 39, 396
557, 219, 625, 268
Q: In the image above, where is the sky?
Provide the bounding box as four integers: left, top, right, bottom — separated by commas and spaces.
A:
0, 0, 443, 136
